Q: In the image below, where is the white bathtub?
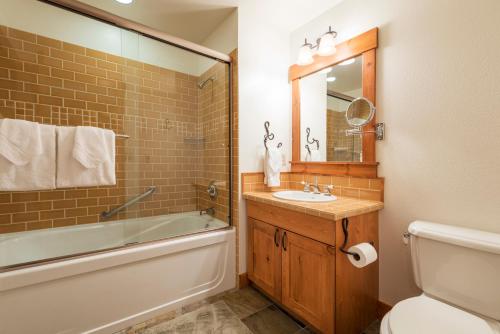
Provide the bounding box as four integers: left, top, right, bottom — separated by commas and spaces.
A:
0, 212, 236, 334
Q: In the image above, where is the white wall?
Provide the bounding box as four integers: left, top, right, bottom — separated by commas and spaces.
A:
237, 2, 292, 274
0, 0, 211, 76
291, 0, 500, 305
200, 10, 238, 73
300, 73, 327, 160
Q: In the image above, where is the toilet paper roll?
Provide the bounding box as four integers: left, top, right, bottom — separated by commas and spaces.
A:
347, 242, 378, 268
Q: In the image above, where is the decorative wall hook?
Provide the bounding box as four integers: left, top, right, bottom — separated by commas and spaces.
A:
264, 121, 282, 150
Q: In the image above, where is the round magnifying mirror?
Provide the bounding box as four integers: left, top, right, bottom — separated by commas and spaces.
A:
345, 97, 375, 127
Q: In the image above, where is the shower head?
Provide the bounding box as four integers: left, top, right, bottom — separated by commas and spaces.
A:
198, 76, 216, 89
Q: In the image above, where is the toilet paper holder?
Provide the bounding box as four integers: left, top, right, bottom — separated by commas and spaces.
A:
339, 218, 374, 261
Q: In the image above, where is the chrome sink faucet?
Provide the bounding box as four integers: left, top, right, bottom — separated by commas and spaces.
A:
311, 176, 321, 194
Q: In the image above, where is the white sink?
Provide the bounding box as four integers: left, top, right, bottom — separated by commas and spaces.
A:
272, 190, 337, 203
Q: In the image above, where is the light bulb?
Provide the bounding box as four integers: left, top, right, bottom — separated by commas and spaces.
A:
115, 0, 134, 4
317, 27, 337, 56
326, 76, 336, 82
319, 67, 332, 74
297, 41, 314, 66
339, 58, 355, 66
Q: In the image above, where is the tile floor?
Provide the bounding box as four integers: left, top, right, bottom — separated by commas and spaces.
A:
115, 287, 380, 334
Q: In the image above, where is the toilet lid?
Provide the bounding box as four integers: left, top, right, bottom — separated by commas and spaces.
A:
389, 295, 500, 334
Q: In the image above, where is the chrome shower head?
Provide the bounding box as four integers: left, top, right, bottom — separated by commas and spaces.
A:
198, 76, 216, 89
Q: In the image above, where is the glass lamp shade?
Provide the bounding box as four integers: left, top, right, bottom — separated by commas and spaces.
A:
297, 44, 314, 66
317, 32, 336, 56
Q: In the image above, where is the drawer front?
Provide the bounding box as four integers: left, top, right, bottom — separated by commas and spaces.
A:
246, 200, 335, 246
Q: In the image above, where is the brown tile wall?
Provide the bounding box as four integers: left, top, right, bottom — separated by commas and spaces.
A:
242, 172, 384, 202
0, 26, 232, 234
327, 109, 362, 161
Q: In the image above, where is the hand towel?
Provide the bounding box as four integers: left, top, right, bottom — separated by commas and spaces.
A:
264, 147, 282, 187
0, 122, 56, 190
57, 126, 116, 188
310, 149, 322, 162
0, 118, 43, 166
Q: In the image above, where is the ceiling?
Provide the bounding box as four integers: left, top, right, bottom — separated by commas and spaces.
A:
78, 0, 238, 43
327, 55, 363, 94
78, 0, 343, 43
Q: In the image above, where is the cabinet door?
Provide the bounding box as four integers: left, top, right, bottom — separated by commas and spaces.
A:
247, 218, 282, 301
282, 231, 335, 333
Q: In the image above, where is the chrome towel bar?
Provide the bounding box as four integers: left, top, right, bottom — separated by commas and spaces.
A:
101, 186, 156, 219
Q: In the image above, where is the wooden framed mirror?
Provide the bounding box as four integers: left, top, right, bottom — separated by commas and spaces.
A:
289, 28, 378, 177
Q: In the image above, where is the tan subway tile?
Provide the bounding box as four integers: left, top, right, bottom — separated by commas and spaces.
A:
0, 223, 26, 234
12, 192, 39, 202
24, 83, 50, 95
65, 207, 87, 217
62, 42, 85, 55
40, 190, 65, 200
37, 35, 62, 49
10, 91, 37, 103
341, 187, 360, 199
38, 75, 62, 87
39, 94, 62, 106
0, 78, 23, 90
359, 189, 383, 201
8, 48, 37, 63
13, 211, 39, 222
27, 201, 52, 211
0, 36, 23, 50
0, 57, 23, 70
27, 220, 52, 231
53, 217, 76, 227
0, 214, 11, 224
50, 48, 74, 62
51, 68, 74, 80
23, 41, 50, 56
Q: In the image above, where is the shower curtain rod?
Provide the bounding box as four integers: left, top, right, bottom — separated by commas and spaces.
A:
39, 0, 232, 63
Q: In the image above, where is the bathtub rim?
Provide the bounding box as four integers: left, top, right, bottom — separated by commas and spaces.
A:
0, 223, 232, 274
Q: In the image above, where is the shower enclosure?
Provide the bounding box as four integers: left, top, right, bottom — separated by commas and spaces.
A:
0, 0, 233, 271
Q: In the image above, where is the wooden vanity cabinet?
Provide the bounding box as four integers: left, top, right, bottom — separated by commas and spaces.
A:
247, 200, 379, 334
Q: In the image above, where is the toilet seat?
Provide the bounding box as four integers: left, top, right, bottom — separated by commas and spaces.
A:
385, 295, 500, 334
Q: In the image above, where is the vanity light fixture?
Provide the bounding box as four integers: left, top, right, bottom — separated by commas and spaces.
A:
296, 26, 337, 65
115, 0, 134, 4
326, 76, 336, 82
339, 58, 356, 66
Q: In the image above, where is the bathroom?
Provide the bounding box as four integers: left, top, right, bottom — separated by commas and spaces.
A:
0, 0, 499, 333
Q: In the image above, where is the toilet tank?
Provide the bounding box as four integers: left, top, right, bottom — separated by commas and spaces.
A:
409, 221, 500, 321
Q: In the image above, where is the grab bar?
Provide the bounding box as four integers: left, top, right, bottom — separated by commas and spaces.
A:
101, 186, 156, 219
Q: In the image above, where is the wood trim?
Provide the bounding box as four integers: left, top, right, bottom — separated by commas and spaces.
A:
335, 211, 379, 334
238, 273, 249, 289
246, 200, 336, 246
290, 161, 378, 178
362, 49, 377, 162
289, 28, 379, 175
289, 28, 378, 81
377, 300, 392, 319
292, 79, 301, 161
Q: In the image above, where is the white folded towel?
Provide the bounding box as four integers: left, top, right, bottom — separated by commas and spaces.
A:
0, 121, 56, 190
57, 126, 116, 188
264, 147, 282, 187
306, 149, 322, 162
0, 118, 43, 166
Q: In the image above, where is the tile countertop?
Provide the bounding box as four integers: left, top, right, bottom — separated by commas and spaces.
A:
243, 191, 384, 221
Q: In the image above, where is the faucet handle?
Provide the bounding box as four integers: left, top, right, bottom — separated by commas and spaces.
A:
323, 184, 334, 196
301, 181, 310, 192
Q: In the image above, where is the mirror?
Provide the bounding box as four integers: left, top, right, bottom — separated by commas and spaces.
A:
346, 97, 375, 127
299, 55, 363, 162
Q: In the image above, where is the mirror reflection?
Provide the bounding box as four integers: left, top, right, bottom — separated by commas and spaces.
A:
300, 55, 363, 162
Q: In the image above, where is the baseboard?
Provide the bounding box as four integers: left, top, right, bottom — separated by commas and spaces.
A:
377, 300, 392, 319
238, 273, 249, 288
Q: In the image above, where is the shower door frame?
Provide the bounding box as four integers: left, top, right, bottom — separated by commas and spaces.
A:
39, 0, 234, 226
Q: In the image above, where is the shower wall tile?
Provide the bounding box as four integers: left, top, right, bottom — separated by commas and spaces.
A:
0, 25, 232, 235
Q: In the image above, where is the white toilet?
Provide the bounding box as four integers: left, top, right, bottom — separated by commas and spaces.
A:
381, 221, 500, 334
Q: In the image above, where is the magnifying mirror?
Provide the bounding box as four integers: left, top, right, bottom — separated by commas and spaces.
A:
345, 97, 375, 127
